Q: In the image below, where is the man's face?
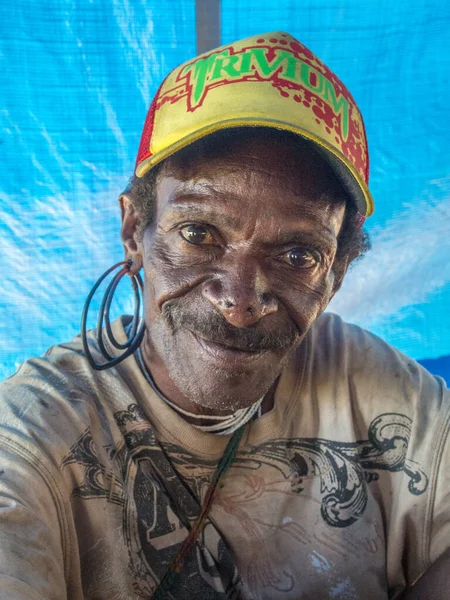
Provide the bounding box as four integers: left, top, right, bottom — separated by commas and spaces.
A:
129, 133, 346, 412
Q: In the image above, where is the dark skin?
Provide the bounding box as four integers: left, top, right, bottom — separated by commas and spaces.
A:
120, 134, 347, 419
120, 133, 449, 594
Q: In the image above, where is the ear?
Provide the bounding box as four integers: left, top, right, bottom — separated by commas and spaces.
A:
119, 194, 143, 273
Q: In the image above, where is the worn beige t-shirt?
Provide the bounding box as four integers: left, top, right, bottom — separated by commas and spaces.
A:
0, 314, 449, 600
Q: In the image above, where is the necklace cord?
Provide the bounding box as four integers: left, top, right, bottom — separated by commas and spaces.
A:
151, 424, 245, 599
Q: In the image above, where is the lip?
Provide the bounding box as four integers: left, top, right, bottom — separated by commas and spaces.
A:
190, 331, 269, 364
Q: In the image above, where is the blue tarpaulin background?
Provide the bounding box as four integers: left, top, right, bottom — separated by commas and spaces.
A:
1, 0, 449, 383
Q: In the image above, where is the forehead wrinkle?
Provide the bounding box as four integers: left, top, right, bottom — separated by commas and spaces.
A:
164, 200, 239, 230
278, 195, 343, 222
165, 169, 341, 211
164, 158, 327, 201
164, 175, 264, 213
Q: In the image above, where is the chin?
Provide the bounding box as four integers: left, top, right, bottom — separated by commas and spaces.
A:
167, 358, 279, 413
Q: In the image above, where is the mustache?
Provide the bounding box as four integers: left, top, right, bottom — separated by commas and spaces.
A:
162, 299, 299, 352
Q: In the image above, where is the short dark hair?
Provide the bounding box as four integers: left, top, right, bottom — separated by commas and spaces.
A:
125, 164, 161, 239
126, 129, 371, 273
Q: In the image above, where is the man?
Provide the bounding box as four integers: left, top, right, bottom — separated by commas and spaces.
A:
0, 32, 448, 599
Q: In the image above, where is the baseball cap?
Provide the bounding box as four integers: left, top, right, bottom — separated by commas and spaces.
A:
135, 32, 374, 218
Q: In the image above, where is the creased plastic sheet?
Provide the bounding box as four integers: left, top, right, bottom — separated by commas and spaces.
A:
1, 0, 449, 383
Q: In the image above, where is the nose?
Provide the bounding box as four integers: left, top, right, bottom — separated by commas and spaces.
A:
201, 260, 278, 328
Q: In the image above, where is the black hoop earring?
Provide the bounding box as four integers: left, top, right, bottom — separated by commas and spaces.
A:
81, 260, 145, 371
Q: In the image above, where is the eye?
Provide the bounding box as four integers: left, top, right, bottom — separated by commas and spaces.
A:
180, 224, 214, 245
283, 247, 320, 269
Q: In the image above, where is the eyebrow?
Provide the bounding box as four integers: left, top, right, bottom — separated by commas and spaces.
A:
266, 229, 337, 252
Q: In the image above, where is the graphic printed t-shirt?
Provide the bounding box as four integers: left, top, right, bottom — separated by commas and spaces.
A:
0, 314, 449, 599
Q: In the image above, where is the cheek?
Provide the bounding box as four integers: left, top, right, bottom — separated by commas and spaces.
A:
276, 268, 336, 327
142, 236, 215, 313
153, 233, 219, 268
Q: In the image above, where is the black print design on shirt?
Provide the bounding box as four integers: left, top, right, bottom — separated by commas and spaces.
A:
61, 409, 428, 597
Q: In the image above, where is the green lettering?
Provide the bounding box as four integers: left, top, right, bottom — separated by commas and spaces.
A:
182, 54, 217, 106
239, 51, 252, 75
181, 45, 349, 134
250, 48, 297, 82
299, 63, 325, 95
211, 52, 243, 81
323, 79, 349, 140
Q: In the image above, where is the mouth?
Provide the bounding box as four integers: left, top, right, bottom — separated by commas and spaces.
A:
190, 331, 269, 364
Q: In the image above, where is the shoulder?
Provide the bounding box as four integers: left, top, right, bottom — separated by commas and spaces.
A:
0, 317, 138, 469
303, 313, 450, 458
310, 312, 418, 370
308, 312, 447, 403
